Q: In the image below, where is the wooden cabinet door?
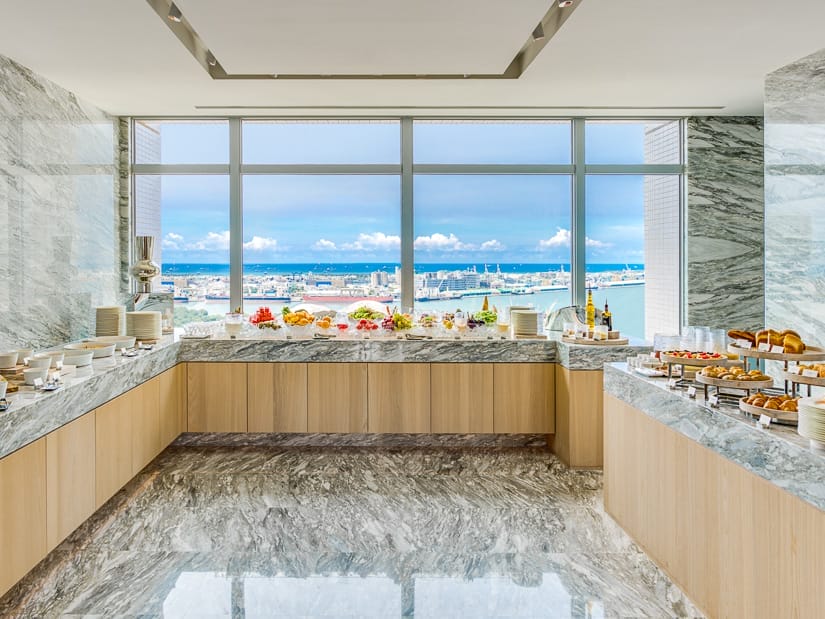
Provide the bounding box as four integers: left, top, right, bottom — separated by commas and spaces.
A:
95, 393, 133, 507
248, 363, 308, 432
431, 363, 494, 433
46, 413, 95, 551
493, 363, 555, 433
367, 363, 430, 433
132, 378, 161, 475
159, 364, 187, 446
0, 438, 47, 597
307, 363, 367, 433
187, 363, 248, 432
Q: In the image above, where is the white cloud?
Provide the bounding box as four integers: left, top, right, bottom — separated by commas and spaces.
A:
191, 230, 230, 251
342, 232, 401, 251
539, 228, 571, 248
313, 239, 337, 251
414, 233, 471, 251
538, 228, 610, 250
162, 232, 184, 250
243, 236, 278, 251
480, 239, 504, 251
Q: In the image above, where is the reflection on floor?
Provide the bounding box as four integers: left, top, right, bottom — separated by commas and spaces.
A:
1, 434, 702, 618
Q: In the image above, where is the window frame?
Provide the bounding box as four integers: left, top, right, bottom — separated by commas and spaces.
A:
131, 116, 684, 318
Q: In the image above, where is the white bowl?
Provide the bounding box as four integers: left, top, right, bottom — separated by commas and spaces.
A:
65, 342, 116, 358
42, 351, 65, 367
23, 367, 48, 385
62, 350, 95, 367
16, 349, 33, 364
90, 335, 136, 349
0, 380, 7, 399
0, 351, 18, 368
28, 356, 53, 370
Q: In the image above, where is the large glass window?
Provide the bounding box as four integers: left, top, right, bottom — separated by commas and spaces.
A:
242, 175, 400, 314
414, 120, 571, 164
134, 174, 230, 325
134, 120, 229, 165
132, 117, 684, 336
243, 120, 400, 164
413, 175, 572, 312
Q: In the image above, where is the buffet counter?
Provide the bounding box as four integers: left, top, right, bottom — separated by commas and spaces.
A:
0, 335, 647, 595
603, 363, 825, 617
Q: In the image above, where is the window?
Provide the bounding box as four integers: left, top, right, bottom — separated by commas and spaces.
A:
242, 175, 401, 314
132, 117, 684, 335
413, 175, 572, 312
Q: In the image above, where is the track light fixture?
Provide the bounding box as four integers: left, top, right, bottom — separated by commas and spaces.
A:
558, 0, 574, 7
167, 3, 182, 22
532, 23, 545, 41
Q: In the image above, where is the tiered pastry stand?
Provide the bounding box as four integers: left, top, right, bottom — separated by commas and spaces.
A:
694, 374, 773, 400
783, 368, 825, 398
659, 353, 741, 384
728, 344, 825, 392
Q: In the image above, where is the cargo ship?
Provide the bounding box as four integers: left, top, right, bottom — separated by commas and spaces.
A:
302, 294, 393, 303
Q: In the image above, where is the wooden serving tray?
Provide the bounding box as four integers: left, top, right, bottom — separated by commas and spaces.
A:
782, 370, 825, 387
739, 398, 798, 426
561, 336, 629, 346
695, 374, 773, 390
660, 353, 741, 367
728, 344, 825, 362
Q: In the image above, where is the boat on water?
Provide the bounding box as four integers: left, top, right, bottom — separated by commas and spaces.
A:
204, 294, 230, 301
173, 296, 190, 303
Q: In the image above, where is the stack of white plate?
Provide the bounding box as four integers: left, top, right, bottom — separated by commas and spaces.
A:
798, 397, 825, 452
126, 311, 162, 341
511, 309, 540, 337
96, 306, 126, 336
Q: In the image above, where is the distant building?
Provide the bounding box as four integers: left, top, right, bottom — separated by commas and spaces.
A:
370, 270, 389, 287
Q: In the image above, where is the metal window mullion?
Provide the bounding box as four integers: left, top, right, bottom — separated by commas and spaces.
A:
131, 164, 230, 174
572, 118, 586, 307
401, 118, 414, 311
229, 118, 243, 313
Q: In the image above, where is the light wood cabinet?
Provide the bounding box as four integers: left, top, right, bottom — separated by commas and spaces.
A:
367, 363, 430, 433
187, 362, 248, 432
307, 363, 367, 433
46, 413, 95, 551
492, 363, 554, 433
431, 363, 494, 433
553, 367, 603, 468
159, 364, 187, 446
95, 392, 133, 507
131, 379, 161, 475
248, 363, 308, 432
0, 438, 47, 597
604, 393, 825, 618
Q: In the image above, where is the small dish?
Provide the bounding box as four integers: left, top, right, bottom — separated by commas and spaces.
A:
65, 342, 116, 358
42, 351, 65, 367
63, 349, 95, 367
27, 356, 52, 370
90, 335, 136, 349
23, 367, 48, 385
0, 351, 19, 368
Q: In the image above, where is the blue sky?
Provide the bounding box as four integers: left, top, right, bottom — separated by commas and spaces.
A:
146, 121, 669, 264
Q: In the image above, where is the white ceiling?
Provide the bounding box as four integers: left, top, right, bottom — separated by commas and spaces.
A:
1, 0, 824, 116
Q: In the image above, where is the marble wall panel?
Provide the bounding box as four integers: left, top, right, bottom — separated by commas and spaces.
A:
686, 116, 765, 331
765, 48, 825, 346
0, 54, 121, 349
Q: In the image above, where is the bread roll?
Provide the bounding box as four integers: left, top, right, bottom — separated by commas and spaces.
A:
769, 329, 784, 347
755, 330, 770, 346
727, 329, 755, 344
783, 333, 805, 354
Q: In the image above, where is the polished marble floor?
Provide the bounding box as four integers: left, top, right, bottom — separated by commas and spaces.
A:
1, 434, 701, 618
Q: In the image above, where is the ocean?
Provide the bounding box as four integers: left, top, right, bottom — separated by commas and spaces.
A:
162, 263, 644, 276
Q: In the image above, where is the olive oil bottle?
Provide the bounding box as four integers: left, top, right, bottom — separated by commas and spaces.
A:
585, 289, 595, 329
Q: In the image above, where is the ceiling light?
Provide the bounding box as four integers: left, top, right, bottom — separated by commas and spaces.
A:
167, 4, 182, 22
532, 23, 545, 41
558, 0, 574, 7
206, 51, 217, 67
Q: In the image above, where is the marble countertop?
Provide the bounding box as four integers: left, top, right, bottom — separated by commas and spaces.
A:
604, 363, 825, 513
0, 336, 649, 461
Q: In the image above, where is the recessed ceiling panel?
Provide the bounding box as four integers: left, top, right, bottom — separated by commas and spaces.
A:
175, 0, 550, 74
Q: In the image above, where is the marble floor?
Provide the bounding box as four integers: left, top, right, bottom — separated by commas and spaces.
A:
0, 434, 701, 618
